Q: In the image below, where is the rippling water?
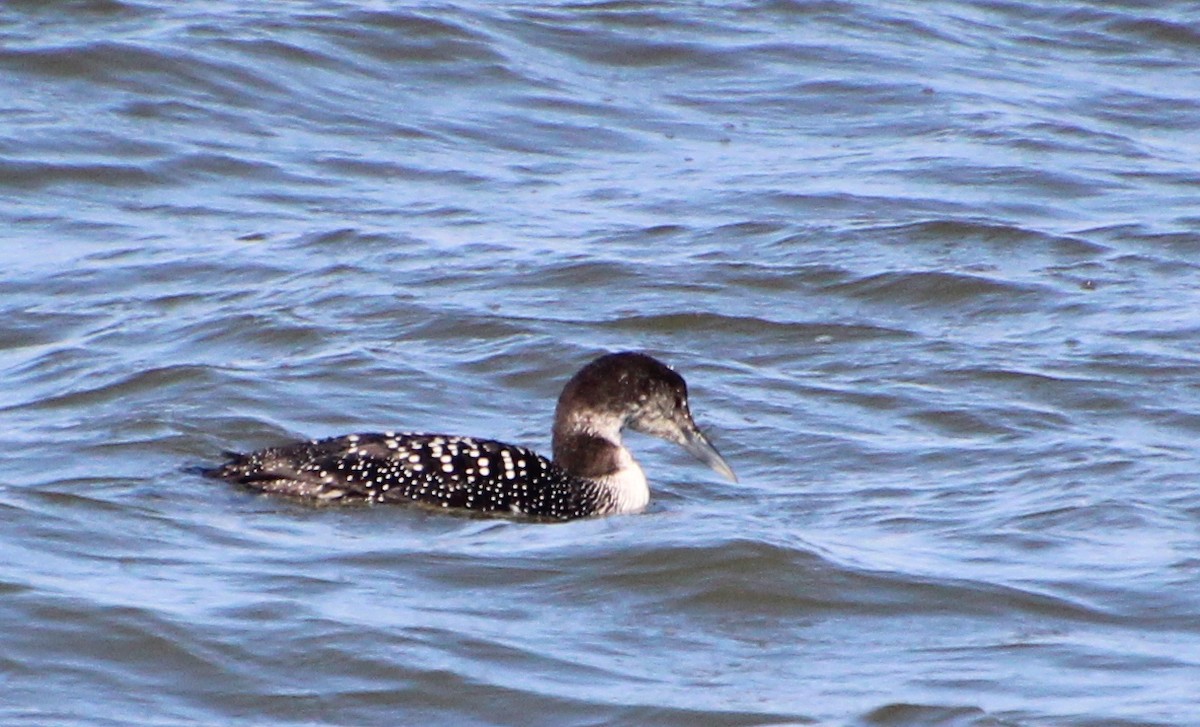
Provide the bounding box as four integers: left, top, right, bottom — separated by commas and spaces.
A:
3, 1, 1200, 725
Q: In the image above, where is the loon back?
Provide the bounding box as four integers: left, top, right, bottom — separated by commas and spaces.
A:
206, 352, 735, 521
210, 432, 620, 520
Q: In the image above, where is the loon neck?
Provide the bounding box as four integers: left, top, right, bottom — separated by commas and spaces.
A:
552, 406, 624, 465
553, 430, 648, 514
552, 429, 624, 478
552, 414, 650, 514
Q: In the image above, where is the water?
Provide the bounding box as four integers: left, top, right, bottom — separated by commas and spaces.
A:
2, 1, 1199, 725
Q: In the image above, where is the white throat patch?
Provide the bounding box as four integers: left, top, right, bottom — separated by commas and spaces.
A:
596, 448, 649, 514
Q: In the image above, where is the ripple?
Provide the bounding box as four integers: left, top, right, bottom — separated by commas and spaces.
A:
0, 158, 167, 190
830, 270, 1049, 310
609, 312, 914, 342
859, 703, 997, 727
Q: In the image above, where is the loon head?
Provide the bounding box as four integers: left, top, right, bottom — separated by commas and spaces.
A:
552, 352, 737, 483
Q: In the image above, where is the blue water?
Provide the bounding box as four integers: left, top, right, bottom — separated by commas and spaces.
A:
2, 2, 1199, 725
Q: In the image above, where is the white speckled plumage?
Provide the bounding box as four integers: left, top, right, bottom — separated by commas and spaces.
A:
207, 352, 735, 521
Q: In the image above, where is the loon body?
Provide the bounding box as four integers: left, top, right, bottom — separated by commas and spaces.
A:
207, 352, 736, 521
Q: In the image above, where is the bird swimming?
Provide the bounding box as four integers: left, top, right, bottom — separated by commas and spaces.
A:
206, 352, 736, 521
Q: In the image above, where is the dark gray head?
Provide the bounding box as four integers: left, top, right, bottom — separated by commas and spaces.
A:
552, 352, 737, 482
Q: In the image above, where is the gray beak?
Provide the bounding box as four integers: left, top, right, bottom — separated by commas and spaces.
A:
681, 426, 738, 483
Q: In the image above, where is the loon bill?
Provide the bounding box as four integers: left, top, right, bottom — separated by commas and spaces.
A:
206, 352, 736, 520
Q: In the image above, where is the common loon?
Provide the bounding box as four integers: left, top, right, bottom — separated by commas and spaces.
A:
207, 352, 736, 520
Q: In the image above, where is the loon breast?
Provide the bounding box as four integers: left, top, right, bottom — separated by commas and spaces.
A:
206, 351, 735, 521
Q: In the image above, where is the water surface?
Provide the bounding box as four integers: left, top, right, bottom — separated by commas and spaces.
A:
2, 1, 1199, 725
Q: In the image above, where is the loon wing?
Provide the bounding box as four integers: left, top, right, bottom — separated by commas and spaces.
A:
210, 432, 553, 510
